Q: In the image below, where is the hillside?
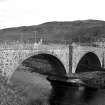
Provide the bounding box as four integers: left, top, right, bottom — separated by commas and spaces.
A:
1, 20, 105, 43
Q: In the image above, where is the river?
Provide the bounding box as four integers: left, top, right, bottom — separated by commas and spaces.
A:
10, 71, 105, 105
49, 80, 105, 105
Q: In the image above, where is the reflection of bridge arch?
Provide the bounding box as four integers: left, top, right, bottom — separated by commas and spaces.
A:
18, 52, 67, 76
75, 52, 101, 73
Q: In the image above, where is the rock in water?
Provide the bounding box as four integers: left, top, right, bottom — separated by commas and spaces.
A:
77, 71, 105, 89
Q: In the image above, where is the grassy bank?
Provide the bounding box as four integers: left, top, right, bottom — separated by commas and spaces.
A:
0, 70, 51, 105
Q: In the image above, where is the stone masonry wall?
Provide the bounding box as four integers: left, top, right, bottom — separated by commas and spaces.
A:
0, 42, 70, 78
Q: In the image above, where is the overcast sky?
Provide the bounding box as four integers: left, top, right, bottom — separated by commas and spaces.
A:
0, 0, 105, 29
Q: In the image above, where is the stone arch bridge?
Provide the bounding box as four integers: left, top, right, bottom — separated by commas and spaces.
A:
0, 42, 105, 78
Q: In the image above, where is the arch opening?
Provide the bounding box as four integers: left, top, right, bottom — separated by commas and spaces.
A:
20, 53, 66, 76
10, 53, 67, 101
76, 52, 101, 73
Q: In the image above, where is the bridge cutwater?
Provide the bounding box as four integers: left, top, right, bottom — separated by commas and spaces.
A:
0, 41, 105, 79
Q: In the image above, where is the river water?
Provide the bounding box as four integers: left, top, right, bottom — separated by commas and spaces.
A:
10, 71, 105, 105
49, 80, 105, 105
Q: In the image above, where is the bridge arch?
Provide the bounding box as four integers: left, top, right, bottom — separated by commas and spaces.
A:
18, 53, 67, 76
75, 52, 101, 73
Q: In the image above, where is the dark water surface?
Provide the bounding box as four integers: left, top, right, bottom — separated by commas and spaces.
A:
49, 80, 105, 105
10, 71, 105, 105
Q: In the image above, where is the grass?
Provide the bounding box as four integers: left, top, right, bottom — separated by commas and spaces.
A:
9, 69, 51, 105
0, 75, 26, 105
0, 69, 52, 105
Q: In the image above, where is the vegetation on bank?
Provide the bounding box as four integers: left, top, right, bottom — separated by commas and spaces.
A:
0, 75, 26, 105
0, 73, 50, 105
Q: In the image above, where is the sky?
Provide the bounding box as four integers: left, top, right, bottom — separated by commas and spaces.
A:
0, 0, 105, 29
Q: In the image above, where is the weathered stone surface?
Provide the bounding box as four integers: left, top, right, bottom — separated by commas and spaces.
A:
1, 41, 105, 81
0, 42, 70, 78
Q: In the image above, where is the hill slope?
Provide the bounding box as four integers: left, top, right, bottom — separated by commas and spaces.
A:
1, 20, 105, 43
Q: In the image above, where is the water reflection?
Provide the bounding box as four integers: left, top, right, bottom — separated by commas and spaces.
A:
48, 79, 99, 105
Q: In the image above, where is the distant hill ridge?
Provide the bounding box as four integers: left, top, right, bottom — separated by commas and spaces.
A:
1, 19, 105, 43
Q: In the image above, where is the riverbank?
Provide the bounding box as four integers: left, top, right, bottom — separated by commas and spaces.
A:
0, 71, 51, 105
